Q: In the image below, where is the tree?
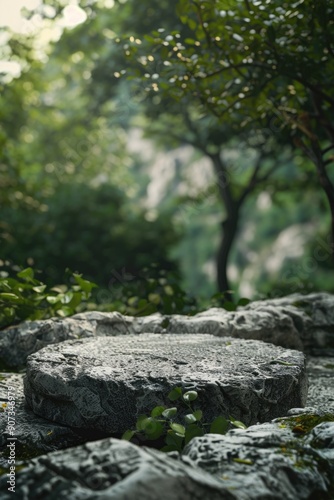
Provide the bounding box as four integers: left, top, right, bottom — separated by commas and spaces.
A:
125, 0, 334, 262
0, 12, 180, 290
47, 0, 291, 297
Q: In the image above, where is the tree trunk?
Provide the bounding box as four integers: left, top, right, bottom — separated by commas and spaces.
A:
217, 211, 239, 300
315, 156, 334, 262
210, 153, 240, 301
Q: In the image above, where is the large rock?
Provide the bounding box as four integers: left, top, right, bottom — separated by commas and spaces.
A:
244, 293, 334, 354
1, 412, 333, 500
0, 437, 235, 500
0, 355, 328, 474
306, 357, 334, 413
0, 312, 134, 369
24, 335, 307, 433
0, 373, 95, 473
181, 411, 334, 500
1, 293, 334, 369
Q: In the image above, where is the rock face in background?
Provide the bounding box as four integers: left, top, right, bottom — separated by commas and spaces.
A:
1, 293, 333, 369
24, 335, 307, 433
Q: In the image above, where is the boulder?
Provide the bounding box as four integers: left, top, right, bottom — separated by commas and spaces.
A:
0, 437, 235, 500
245, 292, 334, 354
24, 335, 307, 433
0, 312, 134, 369
1, 411, 333, 500
306, 357, 334, 413
1, 293, 334, 370
181, 410, 334, 500
0, 373, 92, 473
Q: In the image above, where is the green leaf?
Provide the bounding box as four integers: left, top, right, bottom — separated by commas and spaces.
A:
59, 291, 74, 304
238, 298, 250, 307
183, 390, 198, 403
185, 423, 204, 445
56, 306, 73, 317
168, 387, 182, 401
229, 416, 247, 429
73, 274, 97, 294
135, 415, 148, 431
233, 458, 253, 465
160, 444, 179, 453
0, 293, 22, 303
162, 407, 177, 419
170, 423, 185, 436
46, 296, 60, 305
122, 430, 136, 441
17, 268, 34, 281
32, 285, 47, 293
193, 410, 203, 421
187, 18, 197, 30
166, 430, 184, 450
184, 413, 197, 425
222, 301, 236, 311
210, 416, 229, 434
148, 293, 161, 304
151, 406, 165, 417
142, 418, 164, 440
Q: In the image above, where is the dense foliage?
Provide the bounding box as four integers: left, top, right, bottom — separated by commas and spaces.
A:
0, 0, 333, 309
0, 266, 96, 330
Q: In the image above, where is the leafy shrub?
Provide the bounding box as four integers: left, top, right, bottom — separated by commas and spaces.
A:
0, 267, 96, 330
1, 182, 180, 288
94, 266, 198, 316
122, 386, 246, 452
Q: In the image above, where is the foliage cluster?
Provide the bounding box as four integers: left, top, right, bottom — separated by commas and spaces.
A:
122, 386, 246, 452
0, 266, 96, 330
1, 180, 179, 288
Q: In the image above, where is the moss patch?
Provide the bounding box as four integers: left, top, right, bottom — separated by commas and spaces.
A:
279, 413, 334, 435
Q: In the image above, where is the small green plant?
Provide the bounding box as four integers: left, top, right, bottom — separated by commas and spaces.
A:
0, 267, 97, 330
122, 386, 246, 452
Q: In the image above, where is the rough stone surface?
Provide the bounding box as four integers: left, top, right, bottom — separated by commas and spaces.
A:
0, 355, 327, 474
245, 293, 334, 354
0, 312, 134, 369
1, 413, 333, 500
306, 357, 334, 413
182, 415, 334, 500
1, 293, 334, 369
24, 335, 307, 433
0, 437, 236, 500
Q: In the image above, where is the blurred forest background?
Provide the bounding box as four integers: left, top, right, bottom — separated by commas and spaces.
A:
0, 0, 334, 320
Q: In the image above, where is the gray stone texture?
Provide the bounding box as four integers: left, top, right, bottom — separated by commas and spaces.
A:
0, 372, 90, 474
0, 312, 134, 369
24, 335, 307, 433
182, 415, 334, 500
306, 357, 334, 413
1, 414, 333, 500
0, 437, 237, 500
1, 293, 334, 370
244, 292, 334, 354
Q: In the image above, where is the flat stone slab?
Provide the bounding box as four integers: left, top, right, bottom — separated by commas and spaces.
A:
24, 335, 307, 433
